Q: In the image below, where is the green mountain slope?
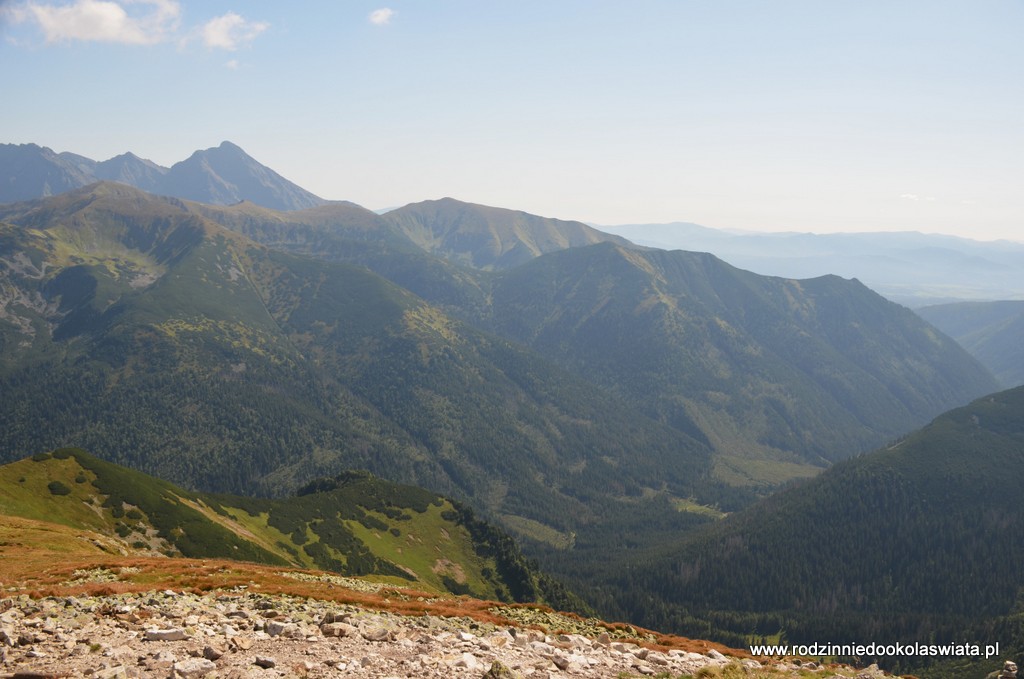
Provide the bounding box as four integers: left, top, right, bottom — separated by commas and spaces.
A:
480, 243, 998, 481
917, 300, 1024, 388
381, 197, 629, 270
191, 196, 998, 486
595, 385, 1024, 676
0, 448, 577, 605
0, 183, 712, 541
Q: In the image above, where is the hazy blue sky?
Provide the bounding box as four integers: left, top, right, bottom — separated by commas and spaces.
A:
2, 1, 1022, 240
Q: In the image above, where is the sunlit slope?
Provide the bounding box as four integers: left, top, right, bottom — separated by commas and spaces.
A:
381, 197, 629, 270
0, 448, 580, 605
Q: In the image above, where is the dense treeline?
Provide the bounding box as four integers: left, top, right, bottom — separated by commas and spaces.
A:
551, 388, 1024, 676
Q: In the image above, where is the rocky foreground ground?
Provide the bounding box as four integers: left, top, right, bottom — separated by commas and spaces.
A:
0, 582, 889, 679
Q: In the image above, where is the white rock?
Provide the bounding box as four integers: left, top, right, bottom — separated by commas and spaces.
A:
145, 628, 188, 641
454, 652, 479, 670
173, 657, 217, 677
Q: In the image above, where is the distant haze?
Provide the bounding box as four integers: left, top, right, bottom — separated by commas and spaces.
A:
2, 2, 1021, 241
600, 222, 1024, 306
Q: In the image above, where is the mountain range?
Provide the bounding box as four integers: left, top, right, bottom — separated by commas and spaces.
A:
1, 180, 997, 497
0, 141, 325, 211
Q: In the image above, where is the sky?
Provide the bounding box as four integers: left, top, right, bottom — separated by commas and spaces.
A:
1, 0, 1022, 240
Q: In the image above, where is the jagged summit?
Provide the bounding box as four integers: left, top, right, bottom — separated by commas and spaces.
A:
0, 141, 325, 211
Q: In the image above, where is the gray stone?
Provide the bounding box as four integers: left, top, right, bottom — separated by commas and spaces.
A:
360, 626, 392, 642
265, 620, 294, 637
321, 622, 357, 638
145, 628, 188, 641
551, 654, 571, 670
453, 651, 479, 670
230, 635, 253, 650
254, 655, 276, 668
321, 611, 350, 625
174, 657, 217, 677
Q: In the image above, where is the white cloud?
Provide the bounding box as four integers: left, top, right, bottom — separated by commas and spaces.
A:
368, 8, 394, 26
8, 0, 181, 45
201, 11, 268, 51
4, 1, 269, 51
900, 193, 920, 201
225, 58, 239, 69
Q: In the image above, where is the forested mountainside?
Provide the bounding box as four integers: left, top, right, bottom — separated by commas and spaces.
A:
569, 385, 1024, 678
0, 183, 715, 545
186, 192, 998, 485
917, 300, 1024, 388
480, 243, 997, 474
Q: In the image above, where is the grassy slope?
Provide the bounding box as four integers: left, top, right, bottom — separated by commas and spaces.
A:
381, 197, 629, 270
0, 449, 575, 606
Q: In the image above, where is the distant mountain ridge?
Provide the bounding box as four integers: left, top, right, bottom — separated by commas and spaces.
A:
601, 222, 1024, 307
917, 300, 1024, 388
381, 198, 628, 269
0, 141, 325, 211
